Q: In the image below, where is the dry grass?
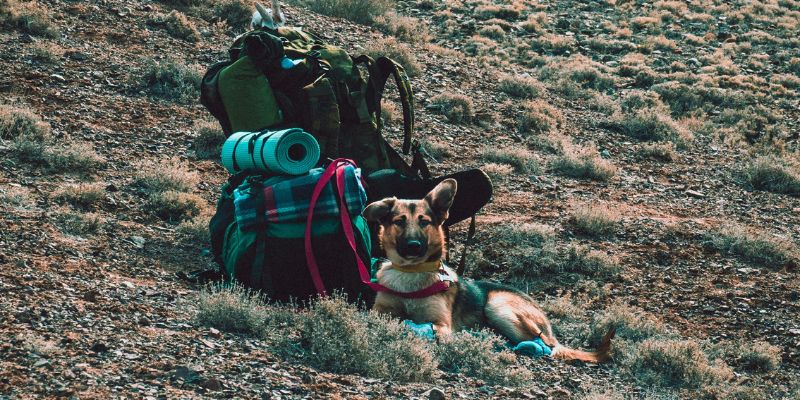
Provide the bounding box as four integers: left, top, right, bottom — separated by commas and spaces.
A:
208, 0, 252, 30
146, 190, 203, 222
292, 0, 392, 24
373, 12, 430, 43
54, 210, 103, 236
428, 92, 474, 123
134, 158, 199, 193
0, 0, 57, 37
29, 42, 63, 64
197, 284, 271, 335
704, 225, 797, 269
551, 143, 617, 182
140, 58, 202, 103
192, 120, 224, 160
481, 162, 513, 181
624, 339, 734, 389
567, 204, 620, 238
638, 142, 677, 162
480, 147, 538, 174
613, 109, 693, 148
364, 37, 421, 77
46, 142, 106, 175
418, 138, 451, 161
436, 330, 532, 386
741, 156, 800, 196
152, 11, 201, 43
498, 74, 545, 99
177, 215, 210, 244
0, 104, 51, 141
53, 183, 106, 210
517, 99, 562, 136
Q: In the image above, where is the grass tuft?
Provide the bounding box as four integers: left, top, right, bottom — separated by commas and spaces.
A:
704, 225, 796, 269
498, 74, 545, 99
0, 105, 51, 141
152, 10, 201, 43
53, 183, 105, 210
567, 204, 620, 238
197, 284, 270, 334
140, 58, 202, 103
741, 156, 800, 196
0, 0, 57, 37
134, 158, 199, 193
480, 147, 538, 174
517, 100, 562, 136
293, 0, 392, 24
373, 11, 431, 43
54, 211, 103, 236
193, 120, 225, 160
624, 339, 734, 389
428, 92, 474, 123
364, 37, 421, 77
147, 190, 203, 222
436, 330, 532, 386
551, 143, 617, 182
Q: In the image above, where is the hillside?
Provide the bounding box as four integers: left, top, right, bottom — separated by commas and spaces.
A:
1, 0, 799, 398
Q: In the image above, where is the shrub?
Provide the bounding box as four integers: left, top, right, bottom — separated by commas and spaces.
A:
474, 5, 520, 20
211, 0, 252, 29
436, 330, 532, 386
551, 144, 617, 182
0, 105, 51, 141
0, 0, 57, 37
540, 56, 616, 93
177, 215, 210, 244
193, 120, 225, 159
428, 92, 474, 123
0, 185, 33, 209
517, 100, 562, 136
285, 295, 438, 382
614, 109, 693, 147
481, 163, 514, 181
478, 24, 505, 39
134, 158, 199, 193
638, 142, 677, 162
364, 37, 421, 76
46, 142, 106, 175
731, 340, 782, 372
620, 90, 666, 114
141, 59, 202, 103
588, 303, 665, 346
498, 74, 545, 99
704, 225, 796, 269
568, 204, 619, 237
480, 147, 538, 174
53, 183, 105, 210
29, 42, 63, 64
294, 0, 393, 24
153, 10, 201, 42
419, 138, 451, 160
147, 190, 203, 222
55, 211, 103, 236
624, 339, 734, 389
741, 156, 800, 196
373, 12, 431, 43
10, 134, 47, 167
197, 284, 270, 335
520, 12, 547, 33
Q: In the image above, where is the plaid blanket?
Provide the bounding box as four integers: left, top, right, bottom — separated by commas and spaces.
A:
233, 165, 367, 230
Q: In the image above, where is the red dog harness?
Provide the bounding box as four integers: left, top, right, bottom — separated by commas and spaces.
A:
304, 159, 452, 299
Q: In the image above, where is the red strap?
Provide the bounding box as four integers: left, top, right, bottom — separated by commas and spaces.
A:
305, 159, 451, 299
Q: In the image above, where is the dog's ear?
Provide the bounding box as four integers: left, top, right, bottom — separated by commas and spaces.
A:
254, 2, 275, 29
424, 178, 457, 223
362, 197, 396, 223
271, 0, 286, 26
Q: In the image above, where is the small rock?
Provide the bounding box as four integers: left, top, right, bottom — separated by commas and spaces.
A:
83, 290, 100, 302
130, 236, 146, 249
19, 33, 35, 43
200, 378, 223, 391
685, 189, 705, 198
789, 329, 800, 336
138, 317, 151, 326
423, 387, 446, 400
121, 281, 136, 289
90, 342, 108, 353
50, 74, 66, 82
33, 359, 50, 368
208, 328, 222, 338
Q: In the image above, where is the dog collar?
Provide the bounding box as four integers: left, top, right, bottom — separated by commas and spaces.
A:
392, 260, 441, 273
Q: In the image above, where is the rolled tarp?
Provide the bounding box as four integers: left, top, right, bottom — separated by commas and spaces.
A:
221, 128, 320, 175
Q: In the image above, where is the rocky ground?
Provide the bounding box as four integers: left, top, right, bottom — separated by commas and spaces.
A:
1, 0, 799, 399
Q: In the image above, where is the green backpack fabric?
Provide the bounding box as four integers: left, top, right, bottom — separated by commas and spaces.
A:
200, 26, 420, 177
209, 172, 377, 303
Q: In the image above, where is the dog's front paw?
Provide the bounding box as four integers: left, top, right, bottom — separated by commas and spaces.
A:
512, 337, 552, 357
403, 320, 436, 341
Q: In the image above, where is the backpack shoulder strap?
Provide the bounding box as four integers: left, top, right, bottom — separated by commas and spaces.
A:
354, 55, 415, 155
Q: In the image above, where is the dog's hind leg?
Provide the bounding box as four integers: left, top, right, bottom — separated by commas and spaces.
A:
484, 291, 555, 345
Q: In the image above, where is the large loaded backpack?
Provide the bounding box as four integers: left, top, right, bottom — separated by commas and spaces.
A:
200, 20, 492, 303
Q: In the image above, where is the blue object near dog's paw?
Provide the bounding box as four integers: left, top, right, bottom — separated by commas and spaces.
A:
403, 320, 436, 341
512, 337, 552, 357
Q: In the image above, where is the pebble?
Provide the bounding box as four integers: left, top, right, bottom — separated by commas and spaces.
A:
423, 387, 446, 400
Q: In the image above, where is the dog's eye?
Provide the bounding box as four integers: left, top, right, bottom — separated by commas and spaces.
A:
392, 219, 405, 227
419, 219, 431, 228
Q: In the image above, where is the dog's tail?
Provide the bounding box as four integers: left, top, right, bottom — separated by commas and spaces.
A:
549, 327, 615, 363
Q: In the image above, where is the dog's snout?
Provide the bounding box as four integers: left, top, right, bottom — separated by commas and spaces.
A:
398, 237, 427, 258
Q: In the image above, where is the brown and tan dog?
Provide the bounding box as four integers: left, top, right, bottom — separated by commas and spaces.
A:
363, 179, 614, 362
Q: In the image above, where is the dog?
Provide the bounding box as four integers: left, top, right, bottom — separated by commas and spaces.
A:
363, 179, 614, 362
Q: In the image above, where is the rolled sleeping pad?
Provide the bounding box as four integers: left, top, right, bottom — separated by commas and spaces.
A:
220, 128, 321, 175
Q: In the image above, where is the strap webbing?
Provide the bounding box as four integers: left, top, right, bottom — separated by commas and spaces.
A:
456, 215, 477, 277
304, 159, 450, 299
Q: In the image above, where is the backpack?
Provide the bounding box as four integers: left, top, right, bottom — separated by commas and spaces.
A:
210, 161, 377, 303
200, 26, 423, 178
